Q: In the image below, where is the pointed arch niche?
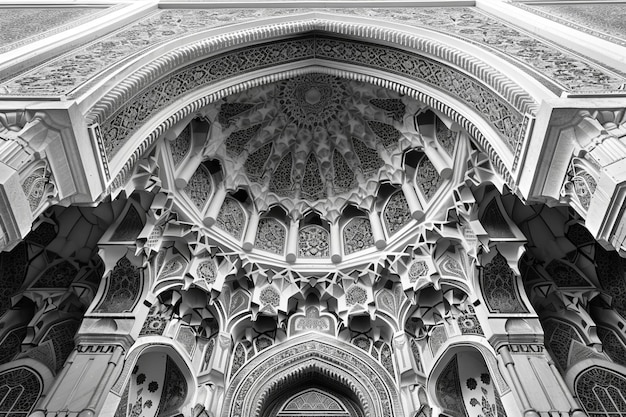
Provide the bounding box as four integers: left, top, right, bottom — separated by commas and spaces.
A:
221, 333, 403, 417
108, 342, 196, 417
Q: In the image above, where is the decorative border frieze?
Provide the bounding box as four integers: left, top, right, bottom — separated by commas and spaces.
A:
223, 335, 402, 417
514, 3, 626, 48
87, 19, 538, 127
105, 64, 518, 198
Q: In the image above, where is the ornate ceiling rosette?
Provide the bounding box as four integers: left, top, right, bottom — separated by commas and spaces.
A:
203, 73, 421, 219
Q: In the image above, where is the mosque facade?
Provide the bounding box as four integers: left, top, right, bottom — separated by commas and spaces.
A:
0, 1, 625, 416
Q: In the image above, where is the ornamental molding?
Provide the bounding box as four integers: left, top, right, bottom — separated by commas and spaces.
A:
222, 333, 403, 417
81, 17, 551, 195
86, 16, 539, 126
104, 64, 517, 199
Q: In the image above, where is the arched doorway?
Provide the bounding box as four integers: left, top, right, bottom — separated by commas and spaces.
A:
222, 334, 402, 417
2, 5, 626, 417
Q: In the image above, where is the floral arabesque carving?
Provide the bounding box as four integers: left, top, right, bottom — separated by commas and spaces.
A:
343, 217, 374, 255
255, 218, 286, 255
224, 124, 262, 156
332, 149, 356, 193
170, 124, 191, 166
345, 286, 367, 306
184, 164, 213, 211
301, 154, 327, 201
196, 259, 217, 284
368, 120, 401, 150
436, 118, 456, 156
259, 287, 280, 307
216, 197, 246, 240
94, 257, 142, 313
230, 342, 247, 378
379, 342, 396, 379
383, 191, 412, 235
158, 356, 188, 416
298, 225, 329, 258
269, 152, 294, 196
176, 326, 196, 356
561, 158, 599, 212
21, 162, 53, 213
435, 355, 465, 417
415, 155, 443, 202
223, 337, 401, 417
408, 260, 429, 283
280, 73, 344, 130
370, 98, 406, 122
99, 37, 316, 159
245, 143, 273, 182
352, 137, 384, 177
457, 306, 484, 336
480, 253, 528, 314
218, 103, 254, 127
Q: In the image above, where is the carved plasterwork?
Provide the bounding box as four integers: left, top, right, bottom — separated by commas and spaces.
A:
383, 191, 412, 235
517, 3, 626, 47
562, 161, 598, 213
288, 307, 335, 337
216, 197, 246, 240
298, 226, 330, 258
254, 218, 286, 255
415, 155, 443, 202
0, 7, 108, 55
20, 161, 54, 214
87, 20, 536, 193
223, 335, 402, 417
198, 73, 407, 218
94, 256, 142, 314
343, 218, 374, 255
480, 253, 528, 314
10, 7, 622, 101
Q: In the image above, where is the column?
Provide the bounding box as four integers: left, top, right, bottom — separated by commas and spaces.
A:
32, 248, 151, 417
285, 217, 300, 263
203, 186, 227, 227
368, 210, 386, 249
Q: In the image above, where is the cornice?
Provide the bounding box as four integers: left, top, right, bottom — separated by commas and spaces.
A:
87, 16, 540, 126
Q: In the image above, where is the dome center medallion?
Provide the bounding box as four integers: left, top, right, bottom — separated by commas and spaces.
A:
304, 87, 322, 105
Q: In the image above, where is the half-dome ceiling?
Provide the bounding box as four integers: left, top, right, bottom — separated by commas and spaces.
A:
167, 72, 465, 264
207, 73, 421, 214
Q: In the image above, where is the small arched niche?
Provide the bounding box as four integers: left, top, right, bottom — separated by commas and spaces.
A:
114, 350, 191, 417
433, 349, 508, 417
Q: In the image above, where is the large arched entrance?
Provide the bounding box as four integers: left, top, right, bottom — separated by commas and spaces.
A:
222, 334, 402, 417
0, 5, 625, 417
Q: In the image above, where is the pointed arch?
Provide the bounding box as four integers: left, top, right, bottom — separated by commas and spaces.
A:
221, 333, 403, 417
